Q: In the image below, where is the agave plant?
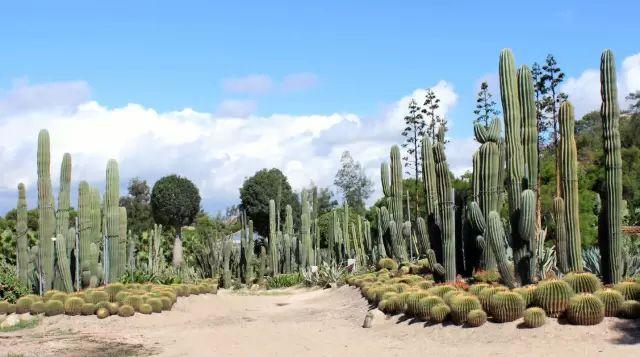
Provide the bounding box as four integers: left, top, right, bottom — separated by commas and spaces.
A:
583, 247, 601, 277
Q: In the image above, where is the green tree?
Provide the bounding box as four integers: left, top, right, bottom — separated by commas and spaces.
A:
150, 174, 201, 267
120, 177, 154, 236
334, 151, 373, 213
239, 168, 299, 237
625, 91, 640, 115
473, 81, 500, 128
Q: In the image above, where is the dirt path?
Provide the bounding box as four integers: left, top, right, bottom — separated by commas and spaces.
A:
1, 286, 639, 356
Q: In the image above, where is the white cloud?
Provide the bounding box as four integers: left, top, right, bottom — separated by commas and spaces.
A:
281, 73, 318, 92
215, 99, 257, 117
0, 79, 91, 116
562, 52, 640, 118
0, 80, 465, 213
222, 74, 273, 95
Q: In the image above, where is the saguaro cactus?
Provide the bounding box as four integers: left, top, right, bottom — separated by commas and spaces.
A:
37, 129, 56, 291
301, 192, 312, 269
119, 207, 128, 276
54, 234, 73, 292
599, 49, 623, 284
433, 140, 455, 282
56, 153, 72, 253
268, 199, 279, 275
105, 159, 120, 282
16, 183, 29, 286
559, 101, 583, 271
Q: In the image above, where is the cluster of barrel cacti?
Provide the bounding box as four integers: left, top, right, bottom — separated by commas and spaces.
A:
0, 280, 217, 319
15, 129, 131, 294
375, 48, 628, 289
347, 262, 640, 328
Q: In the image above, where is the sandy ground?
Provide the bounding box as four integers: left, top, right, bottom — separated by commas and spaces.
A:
1, 286, 639, 357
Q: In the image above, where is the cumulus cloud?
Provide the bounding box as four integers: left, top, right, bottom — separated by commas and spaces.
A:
562, 52, 640, 119
222, 74, 272, 95
0, 79, 91, 116
0, 80, 466, 213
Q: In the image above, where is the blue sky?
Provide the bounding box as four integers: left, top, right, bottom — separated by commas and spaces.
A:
0, 1, 639, 213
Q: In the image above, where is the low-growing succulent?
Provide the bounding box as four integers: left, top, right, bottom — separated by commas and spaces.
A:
81, 303, 98, 316
443, 290, 465, 306
513, 285, 537, 307
15, 296, 34, 314
563, 272, 602, 293
64, 297, 85, 316
49, 292, 68, 304
426, 285, 457, 298
618, 300, 640, 319
118, 304, 135, 317
404, 291, 430, 317
147, 298, 163, 313
613, 281, 640, 301
414, 296, 444, 320
567, 294, 605, 325
430, 303, 451, 323
139, 303, 153, 315
45, 300, 65, 316
30, 301, 46, 315
160, 297, 173, 311
466, 309, 487, 327
478, 286, 508, 311
490, 291, 525, 323
451, 295, 481, 325
523, 307, 546, 328
534, 279, 574, 317
96, 308, 110, 319
468, 283, 491, 296
595, 289, 624, 317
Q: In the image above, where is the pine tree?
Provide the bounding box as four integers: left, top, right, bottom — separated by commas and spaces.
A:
473, 81, 500, 128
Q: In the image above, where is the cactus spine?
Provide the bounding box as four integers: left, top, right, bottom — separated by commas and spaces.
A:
16, 183, 30, 286
105, 159, 120, 282
559, 101, 583, 271
37, 129, 56, 291
599, 49, 623, 284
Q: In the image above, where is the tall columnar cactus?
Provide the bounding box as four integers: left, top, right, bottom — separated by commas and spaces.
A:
468, 119, 501, 270
374, 207, 387, 259
599, 49, 623, 284
127, 230, 136, 270
247, 220, 256, 282
54, 234, 73, 292
78, 181, 92, 286
499, 48, 532, 285
119, 207, 128, 277
56, 153, 72, 252
433, 141, 455, 282
342, 202, 351, 259
222, 238, 232, 288
90, 187, 102, 245
268, 199, 279, 275
37, 129, 56, 291
553, 197, 569, 273
301, 192, 312, 269
559, 101, 583, 272
16, 183, 30, 286
390, 146, 404, 230
105, 159, 120, 283
333, 210, 343, 263
487, 211, 517, 288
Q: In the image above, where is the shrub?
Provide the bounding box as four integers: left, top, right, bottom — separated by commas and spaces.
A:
0, 262, 30, 303
266, 273, 303, 289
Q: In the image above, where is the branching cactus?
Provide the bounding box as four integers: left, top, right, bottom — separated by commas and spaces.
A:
599, 49, 623, 284
37, 129, 56, 291
559, 101, 583, 271
16, 183, 30, 286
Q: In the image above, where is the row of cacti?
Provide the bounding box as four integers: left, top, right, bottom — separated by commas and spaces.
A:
348, 264, 640, 328
377, 48, 626, 288
14, 129, 134, 294
0, 280, 217, 319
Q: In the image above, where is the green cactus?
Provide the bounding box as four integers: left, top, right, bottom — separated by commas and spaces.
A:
486, 211, 516, 288
404, 291, 431, 317
558, 101, 583, 271
523, 307, 546, 328
567, 293, 604, 325
468, 283, 491, 296
619, 300, 640, 319
599, 49, 623, 284
595, 288, 624, 317
15, 296, 33, 314
44, 300, 64, 316
268, 199, 279, 275
105, 159, 120, 282
119, 207, 128, 278
513, 285, 537, 307
64, 296, 84, 315
118, 304, 135, 317
429, 303, 451, 323
499, 48, 532, 285
563, 272, 602, 293
29, 301, 46, 315
433, 142, 456, 282
56, 152, 72, 260
466, 309, 487, 327
450, 295, 481, 325
414, 296, 444, 320
478, 285, 509, 311
54, 234, 73, 292
421, 136, 439, 256
553, 197, 569, 273
16, 183, 30, 287
96, 307, 110, 319
301, 192, 312, 269
613, 281, 640, 300
37, 129, 56, 291
534, 279, 575, 317
81, 303, 97, 316
139, 303, 153, 315
490, 291, 525, 322
222, 238, 232, 288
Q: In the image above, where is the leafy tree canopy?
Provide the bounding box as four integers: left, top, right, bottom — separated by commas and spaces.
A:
150, 174, 201, 233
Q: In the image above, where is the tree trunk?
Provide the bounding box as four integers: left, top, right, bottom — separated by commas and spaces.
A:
173, 229, 183, 267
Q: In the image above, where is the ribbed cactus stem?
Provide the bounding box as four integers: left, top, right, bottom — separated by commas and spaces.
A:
37, 129, 55, 291
599, 49, 623, 284
342, 202, 350, 259
518, 65, 538, 190
433, 142, 455, 282
78, 181, 92, 285
499, 48, 531, 285
487, 211, 517, 288
421, 136, 439, 258
16, 183, 29, 286
390, 145, 404, 228
222, 238, 231, 288
301, 192, 312, 269
119, 207, 128, 276
54, 234, 73, 292
559, 101, 583, 272
554, 197, 569, 273
268, 199, 279, 275
105, 159, 120, 283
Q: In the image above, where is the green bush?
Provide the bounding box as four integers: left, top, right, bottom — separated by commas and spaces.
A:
267, 273, 303, 289
0, 262, 30, 303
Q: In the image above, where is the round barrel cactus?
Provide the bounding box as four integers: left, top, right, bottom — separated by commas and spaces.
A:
563, 272, 602, 293
64, 297, 85, 316
81, 303, 97, 316
30, 301, 46, 315
15, 296, 34, 314
534, 279, 574, 317
430, 303, 451, 323
595, 289, 624, 317
490, 291, 525, 322
618, 300, 640, 319
513, 285, 537, 307
468, 283, 491, 296
139, 303, 153, 315
117, 305, 135, 317
567, 294, 605, 325
44, 300, 64, 316
479, 286, 508, 311
451, 295, 482, 325
96, 307, 110, 319
523, 307, 546, 328
613, 281, 640, 301
466, 309, 487, 327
